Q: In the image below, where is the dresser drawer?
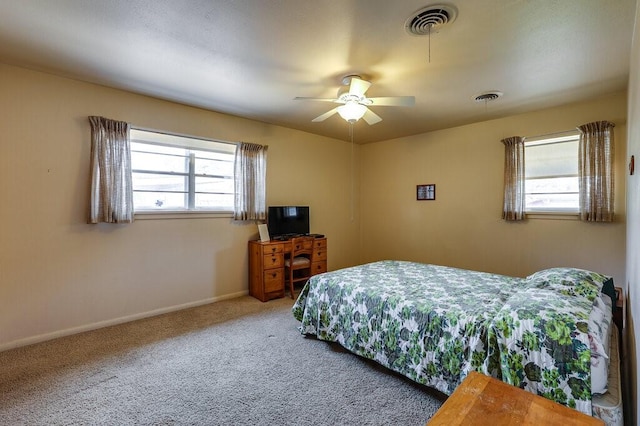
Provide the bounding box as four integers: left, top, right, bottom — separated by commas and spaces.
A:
291, 239, 314, 251
263, 269, 284, 293
311, 261, 327, 275
313, 247, 327, 261
263, 253, 283, 269
313, 239, 327, 250
263, 243, 284, 255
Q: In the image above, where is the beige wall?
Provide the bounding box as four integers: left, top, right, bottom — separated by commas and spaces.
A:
360, 93, 627, 288
0, 63, 360, 350
625, 2, 639, 424
0, 58, 632, 412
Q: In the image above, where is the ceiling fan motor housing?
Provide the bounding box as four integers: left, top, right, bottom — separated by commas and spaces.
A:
341, 74, 362, 85
295, 75, 413, 125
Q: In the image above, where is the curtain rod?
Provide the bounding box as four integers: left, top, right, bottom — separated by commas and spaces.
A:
526, 129, 580, 141
131, 125, 239, 147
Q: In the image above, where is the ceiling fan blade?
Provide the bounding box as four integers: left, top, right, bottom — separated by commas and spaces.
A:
367, 96, 416, 106
312, 107, 340, 122
362, 108, 382, 125
294, 97, 340, 103
349, 77, 371, 97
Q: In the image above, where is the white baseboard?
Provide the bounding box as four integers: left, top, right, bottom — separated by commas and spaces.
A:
0, 290, 249, 352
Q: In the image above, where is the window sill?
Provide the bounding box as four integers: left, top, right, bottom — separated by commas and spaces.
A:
525, 211, 579, 220
135, 211, 233, 220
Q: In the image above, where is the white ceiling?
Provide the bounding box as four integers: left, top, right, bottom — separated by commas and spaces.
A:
0, 0, 636, 143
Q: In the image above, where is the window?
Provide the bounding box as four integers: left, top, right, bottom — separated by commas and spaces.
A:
524, 132, 579, 213
130, 129, 236, 213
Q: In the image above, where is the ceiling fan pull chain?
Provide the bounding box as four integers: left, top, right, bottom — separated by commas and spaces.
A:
349, 122, 355, 222
428, 25, 431, 63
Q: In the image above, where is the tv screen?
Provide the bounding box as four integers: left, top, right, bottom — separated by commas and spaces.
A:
268, 206, 310, 237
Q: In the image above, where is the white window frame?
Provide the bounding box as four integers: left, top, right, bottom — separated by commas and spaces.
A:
524, 131, 580, 216
130, 128, 237, 219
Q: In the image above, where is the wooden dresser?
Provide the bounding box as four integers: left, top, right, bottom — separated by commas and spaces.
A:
248, 237, 327, 302
428, 371, 604, 425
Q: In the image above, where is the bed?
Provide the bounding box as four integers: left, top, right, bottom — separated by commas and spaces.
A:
292, 260, 622, 423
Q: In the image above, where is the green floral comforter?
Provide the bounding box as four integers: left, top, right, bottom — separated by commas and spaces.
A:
292, 260, 611, 415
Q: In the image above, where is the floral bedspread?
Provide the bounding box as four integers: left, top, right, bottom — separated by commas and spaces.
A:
292, 260, 609, 415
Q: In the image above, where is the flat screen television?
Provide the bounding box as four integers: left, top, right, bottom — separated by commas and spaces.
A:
267, 206, 310, 237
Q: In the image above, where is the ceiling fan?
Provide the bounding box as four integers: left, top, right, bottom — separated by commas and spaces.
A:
294, 75, 415, 125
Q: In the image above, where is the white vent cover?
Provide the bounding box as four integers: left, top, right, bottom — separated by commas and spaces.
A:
473, 91, 503, 102
405, 4, 458, 36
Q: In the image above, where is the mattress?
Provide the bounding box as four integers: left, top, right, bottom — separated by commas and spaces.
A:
592, 323, 623, 425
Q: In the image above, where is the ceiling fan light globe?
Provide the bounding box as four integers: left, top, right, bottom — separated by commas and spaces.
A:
337, 103, 367, 123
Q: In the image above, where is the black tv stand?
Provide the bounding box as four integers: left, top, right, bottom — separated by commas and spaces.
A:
272, 234, 298, 241
272, 233, 323, 241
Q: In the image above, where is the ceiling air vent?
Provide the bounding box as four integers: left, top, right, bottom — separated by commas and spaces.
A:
405, 4, 458, 36
474, 91, 503, 103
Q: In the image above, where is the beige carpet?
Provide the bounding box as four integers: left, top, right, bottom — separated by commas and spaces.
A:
0, 296, 444, 425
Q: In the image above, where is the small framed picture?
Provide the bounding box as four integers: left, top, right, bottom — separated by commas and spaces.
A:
417, 184, 436, 201
257, 224, 270, 242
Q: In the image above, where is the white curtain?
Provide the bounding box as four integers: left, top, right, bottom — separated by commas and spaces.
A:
501, 136, 526, 221
234, 142, 267, 221
578, 121, 615, 222
88, 116, 134, 223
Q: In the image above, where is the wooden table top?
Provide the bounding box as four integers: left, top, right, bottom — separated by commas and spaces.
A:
428, 371, 604, 426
